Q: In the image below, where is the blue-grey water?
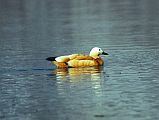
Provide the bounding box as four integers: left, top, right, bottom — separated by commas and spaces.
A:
0, 0, 159, 120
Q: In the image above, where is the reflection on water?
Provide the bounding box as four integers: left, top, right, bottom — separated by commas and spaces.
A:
54, 67, 103, 81
53, 67, 105, 97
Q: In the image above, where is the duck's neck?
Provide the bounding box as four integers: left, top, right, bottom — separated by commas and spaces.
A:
89, 52, 99, 59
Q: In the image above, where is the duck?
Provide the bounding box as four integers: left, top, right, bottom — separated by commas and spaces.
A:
46, 47, 108, 68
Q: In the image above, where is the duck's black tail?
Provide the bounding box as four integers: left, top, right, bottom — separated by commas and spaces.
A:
46, 57, 56, 61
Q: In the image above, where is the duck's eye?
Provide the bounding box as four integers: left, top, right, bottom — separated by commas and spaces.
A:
99, 49, 101, 51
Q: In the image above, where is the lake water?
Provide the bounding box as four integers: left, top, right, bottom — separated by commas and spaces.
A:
0, 0, 159, 120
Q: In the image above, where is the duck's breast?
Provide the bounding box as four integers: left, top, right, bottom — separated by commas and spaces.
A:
96, 58, 104, 66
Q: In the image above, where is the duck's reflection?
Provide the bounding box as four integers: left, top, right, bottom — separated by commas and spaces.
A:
53, 66, 104, 82
53, 66, 105, 97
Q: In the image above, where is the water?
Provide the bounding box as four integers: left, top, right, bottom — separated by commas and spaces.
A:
0, 0, 159, 120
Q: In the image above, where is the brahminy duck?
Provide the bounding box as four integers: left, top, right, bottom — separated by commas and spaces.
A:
46, 47, 108, 68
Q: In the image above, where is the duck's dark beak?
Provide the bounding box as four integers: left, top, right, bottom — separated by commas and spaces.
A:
102, 51, 109, 55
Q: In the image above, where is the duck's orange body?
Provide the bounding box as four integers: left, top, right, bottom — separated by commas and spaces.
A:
46, 47, 108, 68
52, 54, 104, 68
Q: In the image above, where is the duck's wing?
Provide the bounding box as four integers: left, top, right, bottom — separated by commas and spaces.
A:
55, 54, 79, 62
55, 54, 94, 62
53, 54, 97, 68
67, 55, 99, 67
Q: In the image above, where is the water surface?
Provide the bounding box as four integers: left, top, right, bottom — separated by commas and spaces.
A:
0, 0, 159, 120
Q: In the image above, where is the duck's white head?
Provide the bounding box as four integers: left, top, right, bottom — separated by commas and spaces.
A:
89, 47, 108, 58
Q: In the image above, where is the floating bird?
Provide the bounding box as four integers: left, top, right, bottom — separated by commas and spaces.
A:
46, 47, 108, 68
